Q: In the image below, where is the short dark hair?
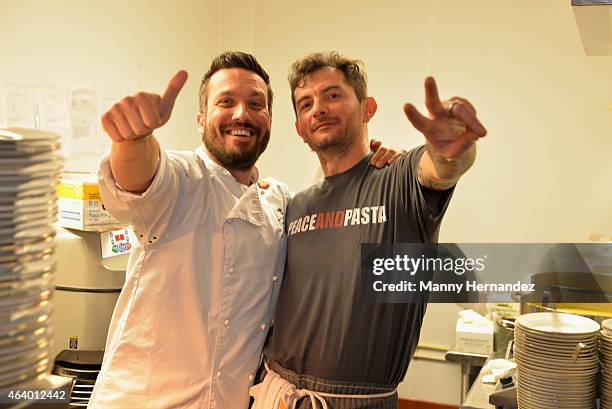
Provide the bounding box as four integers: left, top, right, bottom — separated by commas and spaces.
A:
288, 51, 368, 115
199, 51, 273, 113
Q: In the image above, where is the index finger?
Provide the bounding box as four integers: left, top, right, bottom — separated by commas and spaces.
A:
159, 70, 188, 119
451, 103, 487, 137
424, 76, 446, 117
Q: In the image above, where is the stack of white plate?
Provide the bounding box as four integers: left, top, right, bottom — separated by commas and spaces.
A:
514, 312, 600, 409
0, 128, 62, 387
600, 319, 612, 409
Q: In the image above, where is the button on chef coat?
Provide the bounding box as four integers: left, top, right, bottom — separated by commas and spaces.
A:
89, 145, 288, 409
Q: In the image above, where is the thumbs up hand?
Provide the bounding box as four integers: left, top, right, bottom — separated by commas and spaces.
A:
102, 70, 188, 143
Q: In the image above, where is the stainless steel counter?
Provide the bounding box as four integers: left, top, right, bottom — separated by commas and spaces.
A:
459, 361, 496, 409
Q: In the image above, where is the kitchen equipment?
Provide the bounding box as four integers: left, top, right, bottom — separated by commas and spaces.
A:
52, 228, 127, 356
516, 271, 612, 324
53, 350, 103, 408
51, 227, 128, 408
514, 312, 600, 409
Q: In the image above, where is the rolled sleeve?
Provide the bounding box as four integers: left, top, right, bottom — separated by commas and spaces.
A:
397, 146, 455, 240
98, 149, 179, 243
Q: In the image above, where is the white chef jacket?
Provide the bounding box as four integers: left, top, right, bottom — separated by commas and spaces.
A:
88, 145, 289, 409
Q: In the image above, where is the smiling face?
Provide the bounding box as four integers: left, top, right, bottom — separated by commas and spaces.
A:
197, 68, 271, 171
293, 67, 370, 155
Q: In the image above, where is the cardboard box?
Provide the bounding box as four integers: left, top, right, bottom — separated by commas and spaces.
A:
455, 318, 494, 355
56, 172, 124, 231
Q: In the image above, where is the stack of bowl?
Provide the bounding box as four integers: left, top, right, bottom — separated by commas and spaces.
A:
600, 318, 612, 408
0, 128, 61, 387
514, 312, 600, 409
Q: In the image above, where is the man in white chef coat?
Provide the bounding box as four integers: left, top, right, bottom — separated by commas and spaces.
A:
88, 51, 288, 409
89, 51, 399, 409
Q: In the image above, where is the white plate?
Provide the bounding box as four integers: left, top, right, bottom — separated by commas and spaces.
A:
515, 349, 598, 368
0, 217, 56, 235
0, 322, 50, 348
516, 357, 599, 376
0, 205, 56, 219
514, 331, 598, 346
0, 146, 58, 158
0, 356, 50, 388
513, 345, 597, 364
0, 179, 57, 194
0, 226, 55, 245
0, 207, 57, 221
0, 128, 60, 143
0, 249, 54, 266
0, 336, 49, 361
516, 312, 600, 335
603, 318, 612, 334
0, 272, 53, 295
519, 387, 595, 401
516, 323, 599, 337
0, 173, 56, 182
0, 195, 56, 208
514, 336, 598, 353
0, 301, 52, 337
516, 328, 599, 343
518, 395, 595, 409
0, 218, 56, 231
0, 255, 55, 280
0, 151, 60, 164
0, 237, 54, 257
0, 290, 52, 312
0, 161, 62, 177
518, 388, 596, 403
517, 372, 596, 389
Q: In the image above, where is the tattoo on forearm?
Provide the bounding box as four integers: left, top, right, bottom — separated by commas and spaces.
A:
418, 163, 457, 190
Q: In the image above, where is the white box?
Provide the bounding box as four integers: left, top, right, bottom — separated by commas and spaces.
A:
56, 172, 124, 231
455, 319, 494, 355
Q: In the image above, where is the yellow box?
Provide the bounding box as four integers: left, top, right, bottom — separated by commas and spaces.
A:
56, 172, 124, 231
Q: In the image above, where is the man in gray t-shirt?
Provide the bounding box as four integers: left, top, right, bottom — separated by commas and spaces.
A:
251, 52, 487, 409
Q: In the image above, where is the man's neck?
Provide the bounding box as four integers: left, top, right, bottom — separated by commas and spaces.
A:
229, 168, 256, 186
204, 147, 256, 186
316, 136, 370, 177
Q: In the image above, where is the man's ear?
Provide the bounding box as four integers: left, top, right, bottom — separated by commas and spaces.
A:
196, 112, 206, 132
295, 120, 306, 143
363, 97, 378, 123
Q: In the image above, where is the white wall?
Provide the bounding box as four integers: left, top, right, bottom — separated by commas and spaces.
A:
0, 0, 219, 169
244, 0, 612, 244
3, 0, 608, 242
2, 0, 611, 406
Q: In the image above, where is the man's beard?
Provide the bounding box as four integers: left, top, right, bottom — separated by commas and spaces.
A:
202, 121, 270, 171
304, 117, 362, 156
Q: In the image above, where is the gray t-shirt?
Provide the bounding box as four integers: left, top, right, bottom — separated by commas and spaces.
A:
263, 146, 454, 386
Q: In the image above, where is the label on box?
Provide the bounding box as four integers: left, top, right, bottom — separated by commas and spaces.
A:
100, 227, 136, 259
57, 172, 123, 230
455, 320, 494, 355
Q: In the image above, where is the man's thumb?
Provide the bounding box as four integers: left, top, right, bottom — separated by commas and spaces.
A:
159, 70, 188, 121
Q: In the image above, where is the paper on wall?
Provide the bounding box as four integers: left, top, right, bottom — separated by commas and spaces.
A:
5, 84, 35, 128
69, 86, 97, 156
